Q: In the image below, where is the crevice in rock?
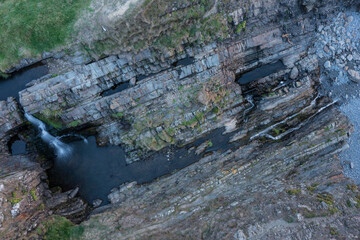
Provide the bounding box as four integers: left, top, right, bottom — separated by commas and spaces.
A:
171, 56, 195, 67
101, 81, 130, 97
235, 60, 286, 85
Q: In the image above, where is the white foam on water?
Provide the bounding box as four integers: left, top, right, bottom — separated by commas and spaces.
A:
25, 113, 72, 158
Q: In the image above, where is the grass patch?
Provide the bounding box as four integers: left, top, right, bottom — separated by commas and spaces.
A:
44, 216, 84, 240
273, 128, 280, 136
111, 112, 124, 118
0, 0, 91, 71
347, 184, 357, 192
211, 106, 219, 114
284, 216, 294, 223
9, 198, 22, 205
30, 188, 37, 201
317, 193, 334, 205
34, 108, 63, 129
67, 120, 81, 128
286, 189, 301, 195
235, 20, 247, 34
182, 116, 199, 128
329, 227, 338, 235
306, 183, 319, 193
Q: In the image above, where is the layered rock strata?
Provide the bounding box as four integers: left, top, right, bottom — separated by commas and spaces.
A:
0, 0, 359, 239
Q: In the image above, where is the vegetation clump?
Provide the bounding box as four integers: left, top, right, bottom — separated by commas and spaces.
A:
30, 188, 37, 201
347, 184, 357, 192
286, 189, 301, 195
43, 216, 84, 240
34, 108, 63, 129
0, 0, 91, 71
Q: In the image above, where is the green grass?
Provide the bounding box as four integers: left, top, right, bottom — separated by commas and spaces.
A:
35, 113, 63, 129
286, 189, 301, 195
34, 108, 64, 129
347, 184, 357, 192
44, 216, 84, 240
273, 128, 280, 136
0, 0, 91, 71
235, 20, 246, 34
67, 120, 82, 128
111, 112, 124, 118
9, 198, 22, 205
30, 188, 37, 201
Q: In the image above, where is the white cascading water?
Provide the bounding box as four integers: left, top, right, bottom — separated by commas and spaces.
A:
25, 113, 72, 158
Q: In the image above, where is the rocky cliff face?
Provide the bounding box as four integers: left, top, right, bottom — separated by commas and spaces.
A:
18, 0, 343, 163
0, 0, 359, 239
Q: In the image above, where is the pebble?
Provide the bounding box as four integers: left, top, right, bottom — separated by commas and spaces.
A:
324, 61, 331, 69
323, 45, 330, 53
92, 199, 103, 208
348, 69, 360, 82
290, 67, 299, 80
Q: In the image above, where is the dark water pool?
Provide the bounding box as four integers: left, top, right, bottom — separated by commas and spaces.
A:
47, 128, 234, 205
0, 62, 48, 100
10, 140, 27, 155
236, 60, 285, 85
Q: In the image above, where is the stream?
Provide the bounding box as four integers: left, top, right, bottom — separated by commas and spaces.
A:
0, 62, 48, 100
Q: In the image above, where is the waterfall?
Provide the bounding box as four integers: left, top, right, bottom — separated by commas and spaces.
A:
24, 113, 72, 158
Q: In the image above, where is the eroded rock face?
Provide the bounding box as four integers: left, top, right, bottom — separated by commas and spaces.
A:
0, 154, 47, 239
18, 0, 328, 163
82, 107, 357, 239
0, 97, 24, 152
0, 0, 359, 239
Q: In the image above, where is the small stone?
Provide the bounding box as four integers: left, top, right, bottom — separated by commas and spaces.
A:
92, 199, 103, 208
11, 202, 21, 218
0, 212, 3, 228
290, 67, 299, 80
324, 61, 331, 69
348, 69, 360, 83
234, 229, 247, 240
130, 77, 136, 86
68, 187, 79, 199
323, 45, 330, 53
295, 81, 302, 87
195, 141, 209, 155
350, 162, 354, 169
108, 191, 126, 204
347, 54, 353, 61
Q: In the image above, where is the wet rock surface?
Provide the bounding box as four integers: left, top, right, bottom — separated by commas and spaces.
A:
0, 0, 359, 239
314, 11, 360, 184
